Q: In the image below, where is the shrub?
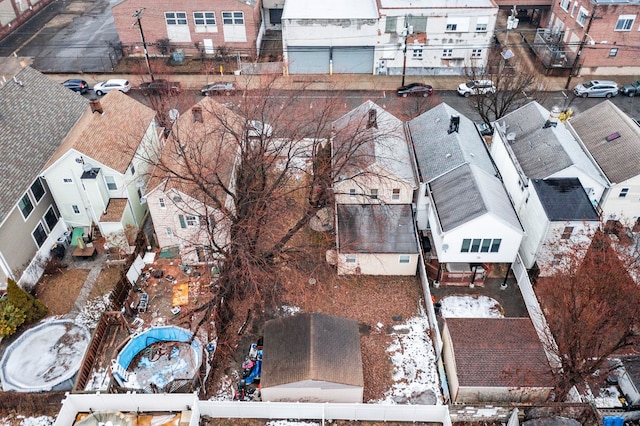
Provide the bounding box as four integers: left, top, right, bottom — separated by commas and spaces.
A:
0, 299, 26, 337
6, 279, 47, 324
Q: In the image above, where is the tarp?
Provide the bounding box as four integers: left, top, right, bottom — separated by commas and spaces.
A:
172, 283, 189, 306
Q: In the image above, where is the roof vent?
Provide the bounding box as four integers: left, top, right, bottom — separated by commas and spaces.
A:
447, 115, 460, 134
367, 109, 377, 129
192, 106, 203, 123
506, 132, 516, 143
606, 132, 621, 142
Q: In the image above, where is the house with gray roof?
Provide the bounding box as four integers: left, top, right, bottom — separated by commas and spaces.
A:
519, 178, 600, 271
567, 100, 640, 227
0, 66, 88, 289
261, 312, 364, 403
407, 104, 522, 284
335, 204, 418, 275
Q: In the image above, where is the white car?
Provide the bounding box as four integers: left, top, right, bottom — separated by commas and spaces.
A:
457, 79, 496, 97
93, 79, 131, 96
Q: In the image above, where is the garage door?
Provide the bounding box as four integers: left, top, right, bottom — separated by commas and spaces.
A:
333, 47, 374, 74
287, 47, 330, 74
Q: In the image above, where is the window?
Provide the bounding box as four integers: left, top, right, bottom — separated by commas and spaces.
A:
412, 46, 423, 59
615, 15, 635, 31
392, 189, 400, 200
399, 255, 411, 263
560, 0, 570, 11
32, 223, 47, 247
561, 226, 574, 239
370, 189, 378, 199
446, 23, 457, 31
31, 179, 45, 202
63, 178, 73, 184
571, 2, 577, 17
461, 239, 471, 252
166, 227, 174, 237
406, 15, 427, 32
44, 206, 58, 231
130, 164, 136, 175
471, 48, 483, 58
349, 188, 356, 197
490, 239, 501, 253
442, 48, 453, 58
186, 214, 199, 226
105, 176, 117, 191
577, 7, 589, 27
159, 198, 166, 208
475, 22, 487, 31
346, 254, 357, 263
222, 11, 244, 24
475, 16, 489, 31
480, 239, 491, 253
165, 12, 187, 25
609, 48, 619, 57
620, 188, 630, 198
194, 11, 216, 25
471, 239, 481, 252
18, 194, 34, 219
385, 16, 397, 33
72, 205, 80, 214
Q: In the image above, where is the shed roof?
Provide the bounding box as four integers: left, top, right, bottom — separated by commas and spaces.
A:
407, 103, 495, 182
446, 318, 553, 387
337, 204, 418, 253
619, 355, 640, 388
261, 313, 364, 388
532, 178, 599, 222
0, 67, 87, 222
568, 100, 640, 184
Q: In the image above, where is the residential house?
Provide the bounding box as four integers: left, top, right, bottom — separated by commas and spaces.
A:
146, 98, 242, 264
41, 91, 162, 249
281, 0, 378, 74
261, 312, 364, 403
543, 0, 640, 76
332, 101, 417, 205
407, 103, 523, 284
112, 0, 263, 58
520, 178, 600, 271
567, 100, 640, 227
0, 0, 53, 43
336, 204, 419, 275
0, 66, 87, 289
442, 318, 554, 403
262, 0, 283, 30
615, 355, 640, 408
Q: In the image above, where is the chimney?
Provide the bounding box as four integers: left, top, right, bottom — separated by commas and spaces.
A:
543, 106, 561, 128
447, 115, 460, 134
89, 98, 103, 114
192, 106, 203, 123
367, 108, 377, 129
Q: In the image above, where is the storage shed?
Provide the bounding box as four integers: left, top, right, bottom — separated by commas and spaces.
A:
261, 312, 364, 403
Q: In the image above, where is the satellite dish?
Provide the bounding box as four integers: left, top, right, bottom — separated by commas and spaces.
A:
83, 163, 93, 172
169, 109, 180, 123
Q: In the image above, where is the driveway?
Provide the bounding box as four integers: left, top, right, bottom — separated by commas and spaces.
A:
0, 0, 121, 73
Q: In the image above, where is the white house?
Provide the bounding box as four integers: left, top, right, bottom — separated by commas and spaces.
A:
376, 0, 498, 76
519, 178, 600, 271
567, 100, 640, 228
41, 92, 162, 248
332, 100, 417, 205
146, 98, 241, 264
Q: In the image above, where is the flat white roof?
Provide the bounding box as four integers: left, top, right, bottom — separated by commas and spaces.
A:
380, 0, 495, 9
283, 0, 378, 19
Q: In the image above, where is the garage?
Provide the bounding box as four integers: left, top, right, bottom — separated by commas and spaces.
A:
287, 47, 330, 74
333, 46, 374, 74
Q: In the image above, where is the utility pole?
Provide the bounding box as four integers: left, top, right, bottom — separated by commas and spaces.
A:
133, 8, 154, 81
565, 7, 599, 89
400, 16, 413, 87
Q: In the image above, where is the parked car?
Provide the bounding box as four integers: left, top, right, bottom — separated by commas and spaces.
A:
139, 79, 181, 95
396, 82, 433, 97
620, 80, 640, 97
476, 122, 494, 136
201, 82, 237, 96
93, 79, 131, 96
457, 80, 496, 97
62, 79, 89, 94
573, 80, 619, 98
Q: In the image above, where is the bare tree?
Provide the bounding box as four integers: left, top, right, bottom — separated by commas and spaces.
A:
535, 229, 640, 400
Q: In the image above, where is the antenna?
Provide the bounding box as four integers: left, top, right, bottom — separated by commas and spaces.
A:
12, 76, 23, 87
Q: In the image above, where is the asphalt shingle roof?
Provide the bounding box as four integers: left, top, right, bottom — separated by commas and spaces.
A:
568, 100, 640, 184
446, 318, 553, 388
0, 67, 87, 222
532, 178, 599, 222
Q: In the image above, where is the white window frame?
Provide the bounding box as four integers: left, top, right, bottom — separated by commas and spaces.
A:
577, 7, 589, 27
104, 175, 117, 191
349, 188, 356, 198
32, 221, 47, 248
345, 254, 357, 263
222, 11, 244, 25
560, 0, 570, 12
392, 189, 400, 200
185, 214, 200, 227
159, 198, 166, 208
442, 48, 453, 58
72, 205, 81, 215
43, 205, 58, 232
615, 15, 635, 31
370, 189, 379, 199
609, 48, 619, 57
18, 192, 34, 220
63, 178, 73, 184
194, 11, 216, 32
471, 48, 483, 58
399, 255, 411, 264
475, 16, 489, 32
571, 2, 578, 17
412, 45, 423, 59
446, 23, 457, 31
165, 11, 188, 26
166, 227, 174, 237
30, 179, 46, 203
620, 188, 630, 198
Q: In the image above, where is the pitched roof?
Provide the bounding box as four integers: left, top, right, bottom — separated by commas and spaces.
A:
261, 313, 364, 388
45, 90, 156, 174
429, 164, 522, 232
147, 97, 242, 203
619, 355, 640, 388
568, 100, 640, 184
0, 66, 88, 221
337, 204, 418, 253
532, 178, 599, 222
446, 318, 553, 388
495, 102, 602, 180
333, 100, 415, 186
407, 103, 495, 182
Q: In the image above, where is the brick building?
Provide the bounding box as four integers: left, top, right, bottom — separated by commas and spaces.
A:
112, 0, 264, 58
0, 0, 54, 42
545, 0, 640, 76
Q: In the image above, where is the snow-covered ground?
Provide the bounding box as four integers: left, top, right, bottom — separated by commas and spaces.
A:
439, 294, 504, 318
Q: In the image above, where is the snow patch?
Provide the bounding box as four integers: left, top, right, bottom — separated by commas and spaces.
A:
267, 422, 319, 426
281, 305, 301, 316
439, 295, 503, 318
76, 294, 111, 330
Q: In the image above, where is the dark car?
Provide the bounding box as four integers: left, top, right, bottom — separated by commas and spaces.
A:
139, 79, 181, 95
201, 82, 237, 96
62, 79, 89, 94
620, 80, 640, 97
396, 82, 433, 97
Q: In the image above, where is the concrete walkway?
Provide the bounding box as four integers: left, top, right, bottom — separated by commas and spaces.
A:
63, 251, 108, 319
